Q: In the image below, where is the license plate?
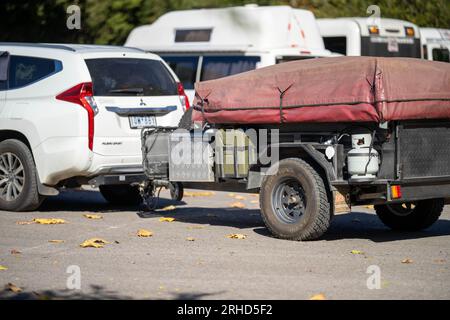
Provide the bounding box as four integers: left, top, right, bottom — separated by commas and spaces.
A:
129, 116, 156, 128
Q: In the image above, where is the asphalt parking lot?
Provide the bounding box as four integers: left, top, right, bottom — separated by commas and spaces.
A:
0, 188, 449, 300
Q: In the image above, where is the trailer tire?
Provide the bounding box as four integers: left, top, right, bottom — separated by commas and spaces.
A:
177, 108, 193, 130
260, 158, 331, 241
375, 199, 444, 231
99, 184, 142, 206
169, 182, 184, 201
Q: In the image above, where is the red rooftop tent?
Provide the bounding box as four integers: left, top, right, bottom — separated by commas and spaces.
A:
192, 57, 450, 125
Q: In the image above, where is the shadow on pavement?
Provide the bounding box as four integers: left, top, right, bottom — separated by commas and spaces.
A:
38, 189, 183, 213
253, 211, 450, 243
0, 284, 131, 300
137, 206, 264, 230
0, 284, 224, 300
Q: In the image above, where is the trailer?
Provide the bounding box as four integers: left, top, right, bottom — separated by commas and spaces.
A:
141, 57, 450, 241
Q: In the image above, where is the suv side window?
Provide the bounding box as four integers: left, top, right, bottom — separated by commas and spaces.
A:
8, 55, 62, 89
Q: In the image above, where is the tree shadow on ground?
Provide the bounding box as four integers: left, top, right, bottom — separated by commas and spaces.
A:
0, 284, 224, 300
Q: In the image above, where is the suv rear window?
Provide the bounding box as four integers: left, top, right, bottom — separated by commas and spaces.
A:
85, 58, 178, 96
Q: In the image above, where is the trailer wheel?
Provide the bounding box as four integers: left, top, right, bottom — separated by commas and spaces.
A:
260, 158, 331, 241
169, 182, 184, 201
375, 199, 444, 231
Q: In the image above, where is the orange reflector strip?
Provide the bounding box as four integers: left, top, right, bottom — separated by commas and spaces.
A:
391, 185, 402, 199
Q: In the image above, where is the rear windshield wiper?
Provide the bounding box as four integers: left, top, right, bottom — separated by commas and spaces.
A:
108, 88, 144, 95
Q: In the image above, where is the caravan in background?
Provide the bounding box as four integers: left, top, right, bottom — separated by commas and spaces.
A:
318, 18, 421, 58
125, 5, 337, 101
420, 28, 450, 62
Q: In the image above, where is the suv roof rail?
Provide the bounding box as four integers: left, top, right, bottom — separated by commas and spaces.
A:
0, 42, 77, 51
0, 42, 147, 53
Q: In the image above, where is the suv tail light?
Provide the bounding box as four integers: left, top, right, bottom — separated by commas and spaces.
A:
177, 82, 190, 111
56, 82, 98, 151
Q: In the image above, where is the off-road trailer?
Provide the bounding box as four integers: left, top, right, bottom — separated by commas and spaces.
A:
140, 119, 450, 241
140, 57, 450, 241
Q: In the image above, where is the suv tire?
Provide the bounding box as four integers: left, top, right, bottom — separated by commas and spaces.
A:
0, 139, 43, 211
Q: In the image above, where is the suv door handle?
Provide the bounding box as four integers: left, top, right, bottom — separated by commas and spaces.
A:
105, 105, 177, 116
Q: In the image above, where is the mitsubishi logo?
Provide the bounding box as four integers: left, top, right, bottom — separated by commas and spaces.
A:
139, 98, 147, 106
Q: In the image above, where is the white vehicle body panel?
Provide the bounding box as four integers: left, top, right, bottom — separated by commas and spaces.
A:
0, 44, 183, 186
420, 28, 450, 62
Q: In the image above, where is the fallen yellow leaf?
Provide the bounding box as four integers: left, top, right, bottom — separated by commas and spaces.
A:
80, 238, 109, 248
161, 205, 176, 211
250, 194, 259, 198
184, 191, 215, 197
83, 214, 103, 220
351, 250, 364, 255
5, 283, 22, 293
401, 259, 413, 264
310, 293, 326, 300
48, 240, 65, 243
137, 229, 153, 237
250, 200, 259, 204
229, 202, 245, 209
234, 195, 246, 200
365, 205, 374, 210
159, 217, 175, 222
34, 218, 66, 225
227, 233, 247, 239
186, 237, 195, 241
228, 193, 236, 198
0, 265, 8, 271
16, 220, 34, 225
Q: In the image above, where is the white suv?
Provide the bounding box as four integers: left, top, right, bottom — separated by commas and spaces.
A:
0, 43, 188, 211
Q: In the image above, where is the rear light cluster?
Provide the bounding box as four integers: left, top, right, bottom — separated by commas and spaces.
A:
56, 82, 98, 151
177, 82, 190, 111
405, 27, 415, 37
390, 185, 402, 199
368, 26, 380, 35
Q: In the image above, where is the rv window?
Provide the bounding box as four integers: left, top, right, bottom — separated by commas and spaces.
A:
175, 29, 212, 42
432, 48, 450, 62
276, 56, 316, 64
200, 56, 260, 81
162, 56, 199, 90
323, 37, 347, 55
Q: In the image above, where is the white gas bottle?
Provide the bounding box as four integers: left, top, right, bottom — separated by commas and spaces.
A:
347, 133, 379, 181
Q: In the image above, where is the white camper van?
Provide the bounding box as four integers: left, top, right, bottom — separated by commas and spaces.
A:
318, 18, 421, 58
125, 5, 335, 101
420, 28, 450, 62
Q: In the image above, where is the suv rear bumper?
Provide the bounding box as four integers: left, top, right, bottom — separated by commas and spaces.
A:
88, 173, 146, 187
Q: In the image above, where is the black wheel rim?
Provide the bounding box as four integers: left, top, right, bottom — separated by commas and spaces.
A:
387, 202, 416, 217
272, 177, 307, 224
